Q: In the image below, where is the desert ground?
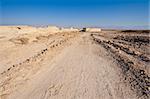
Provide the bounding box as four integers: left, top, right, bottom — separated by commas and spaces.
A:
0, 26, 149, 99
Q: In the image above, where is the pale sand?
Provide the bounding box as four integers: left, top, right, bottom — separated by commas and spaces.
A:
0, 26, 149, 99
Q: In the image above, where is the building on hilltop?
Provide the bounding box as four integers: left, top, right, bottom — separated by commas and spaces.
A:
80, 28, 101, 32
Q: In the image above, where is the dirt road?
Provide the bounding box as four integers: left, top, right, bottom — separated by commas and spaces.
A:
0, 32, 149, 99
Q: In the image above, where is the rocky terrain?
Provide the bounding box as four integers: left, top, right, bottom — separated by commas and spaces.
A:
0, 26, 149, 99
92, 30, 150, 99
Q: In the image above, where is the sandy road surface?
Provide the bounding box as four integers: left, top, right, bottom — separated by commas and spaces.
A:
0, 32, 149, 99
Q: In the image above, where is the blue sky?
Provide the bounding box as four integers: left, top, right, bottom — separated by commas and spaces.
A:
0, 0, 149, 28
